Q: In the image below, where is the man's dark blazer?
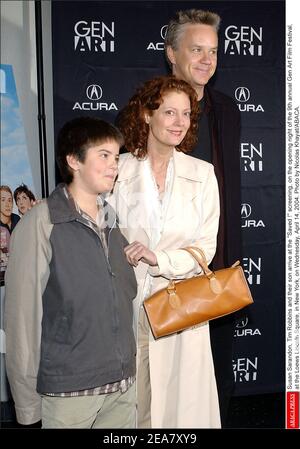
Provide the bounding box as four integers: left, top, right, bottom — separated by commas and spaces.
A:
206, 85, 242, 266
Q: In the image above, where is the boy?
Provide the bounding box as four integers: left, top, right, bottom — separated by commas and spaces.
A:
0, 185, 20, 285
13, 184, 36, 216
4, 117, 137, 428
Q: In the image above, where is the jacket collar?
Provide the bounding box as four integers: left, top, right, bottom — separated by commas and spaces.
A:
113, 150, 203, 243
47, 184, 79, 224
47, 184, 116, 226
116, 149, 202, 184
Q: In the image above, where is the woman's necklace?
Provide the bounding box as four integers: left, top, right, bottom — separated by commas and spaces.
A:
152, 165, 167, 192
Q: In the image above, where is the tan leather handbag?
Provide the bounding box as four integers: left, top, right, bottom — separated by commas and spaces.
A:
143, 246, 254, 339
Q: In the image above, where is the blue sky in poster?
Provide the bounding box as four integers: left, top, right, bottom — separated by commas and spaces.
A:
0, 64, 34, 204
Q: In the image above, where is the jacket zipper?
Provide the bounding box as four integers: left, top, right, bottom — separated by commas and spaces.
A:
75, 218, 115, 276
76, 217, 124, 375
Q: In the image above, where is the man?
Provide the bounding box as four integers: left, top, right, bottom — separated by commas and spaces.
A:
165, 9, 242, 427
4, 117, 137, 428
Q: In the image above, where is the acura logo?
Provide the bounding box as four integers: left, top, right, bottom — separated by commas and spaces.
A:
235, 87, 250, 102
236, 317, 249, 329
160, 25, 168, 40
86, 84, 103, 101
241, 203, 251, 219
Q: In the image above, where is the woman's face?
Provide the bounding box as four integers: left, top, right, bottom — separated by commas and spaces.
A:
16, 192, 33, 215
0, 190, 13, 220
146, 90, 191, 151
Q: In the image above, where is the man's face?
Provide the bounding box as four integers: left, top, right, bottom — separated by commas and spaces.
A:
167, 24, 218, 99
0, 190, 13, 219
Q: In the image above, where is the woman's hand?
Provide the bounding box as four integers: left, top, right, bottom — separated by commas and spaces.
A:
124, 241, 158, 267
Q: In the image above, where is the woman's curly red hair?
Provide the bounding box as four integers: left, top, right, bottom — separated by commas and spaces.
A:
118, 75, 200, 159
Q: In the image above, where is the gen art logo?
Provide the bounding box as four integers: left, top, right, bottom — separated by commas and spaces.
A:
224, 25, 263, 56
233, 357, 258, 382
243, 257, 262, 285
74, 20, 115, 52
73, 84, 118, 111
240, 142, 263, 172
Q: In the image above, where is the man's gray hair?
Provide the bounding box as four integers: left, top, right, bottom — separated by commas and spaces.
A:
165, 9, 221, 64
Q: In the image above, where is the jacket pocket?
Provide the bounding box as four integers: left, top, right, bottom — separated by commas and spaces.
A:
42, 314, 71, 363
53, 315, 70, 344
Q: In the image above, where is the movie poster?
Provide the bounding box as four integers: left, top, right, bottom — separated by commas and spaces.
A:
0, 64, 36, 403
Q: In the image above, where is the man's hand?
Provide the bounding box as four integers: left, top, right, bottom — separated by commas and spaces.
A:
124, 241, 157, 267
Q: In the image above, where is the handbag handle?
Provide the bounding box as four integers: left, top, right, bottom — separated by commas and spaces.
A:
183, 246, 240, 270
182, 246, 224, 294
166, 247, 241, 299
182, 246, 213, 276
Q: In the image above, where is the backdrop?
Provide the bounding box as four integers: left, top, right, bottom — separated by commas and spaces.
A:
52, 0, 285, 396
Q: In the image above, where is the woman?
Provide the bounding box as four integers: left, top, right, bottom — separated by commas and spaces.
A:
112, 75, 220, 428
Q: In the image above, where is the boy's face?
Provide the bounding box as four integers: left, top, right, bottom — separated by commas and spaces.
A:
0, 190, 13, 219
72, 140, 119, 194
16, 192, 33, 215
